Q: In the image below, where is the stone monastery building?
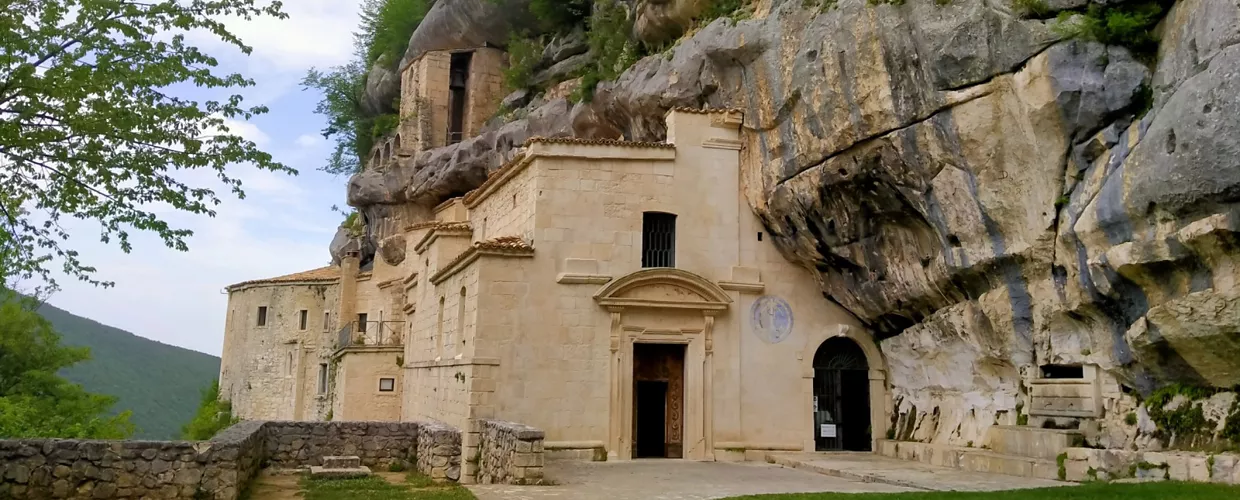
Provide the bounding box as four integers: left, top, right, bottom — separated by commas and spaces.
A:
219, 44, 892, 462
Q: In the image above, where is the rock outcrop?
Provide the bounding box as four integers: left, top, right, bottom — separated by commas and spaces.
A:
347, 0, 1240, 447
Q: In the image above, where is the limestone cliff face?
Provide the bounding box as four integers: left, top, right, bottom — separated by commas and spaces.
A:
350, 0, 1240, 446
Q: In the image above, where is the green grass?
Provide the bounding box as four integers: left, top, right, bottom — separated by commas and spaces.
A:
722, 482, 1240, 499
300, 474, 475, 500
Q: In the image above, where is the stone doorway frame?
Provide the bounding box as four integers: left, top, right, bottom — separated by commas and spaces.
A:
594, 268, 732, 461
799, 324, 889, 453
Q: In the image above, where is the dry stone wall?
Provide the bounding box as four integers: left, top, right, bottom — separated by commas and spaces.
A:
0, 420, 463, 499
476, 420, 545, 485
263, 421, 420, 469
416, 421, 463, 482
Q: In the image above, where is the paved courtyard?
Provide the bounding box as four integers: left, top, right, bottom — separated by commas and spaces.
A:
468, 453, 1067, 500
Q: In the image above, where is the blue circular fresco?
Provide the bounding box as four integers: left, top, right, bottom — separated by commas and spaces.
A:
750, 296, 794, 344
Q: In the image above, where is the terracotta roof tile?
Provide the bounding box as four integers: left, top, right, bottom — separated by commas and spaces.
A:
476, 235, 533, 252
523, 136, 675, 149
666, 106, 744, 114
228, 266, 338, 289
463, 153, 533, 206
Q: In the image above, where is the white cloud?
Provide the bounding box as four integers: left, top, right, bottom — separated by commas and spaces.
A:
219, 117, 271, 145
296, 134, 324, 148
187, 1, 364, 73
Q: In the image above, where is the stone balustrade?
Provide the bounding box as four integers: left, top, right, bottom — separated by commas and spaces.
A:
476, 419, 545, 484
0, 420, 461, 499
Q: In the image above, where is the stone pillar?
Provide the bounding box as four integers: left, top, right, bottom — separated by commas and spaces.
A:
339, 251, 360, 336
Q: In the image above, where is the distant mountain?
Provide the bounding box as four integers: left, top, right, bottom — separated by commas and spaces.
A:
37, 302, 221, 440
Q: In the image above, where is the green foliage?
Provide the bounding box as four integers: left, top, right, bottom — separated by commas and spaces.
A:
302, 62, 372, 175
530, 0, 592, 33
1012, 0, 1051, 18
0, 0, 293, 293
180, 380, 238, 440
575, 0, 639, 103
357, 0, 432, 65
39, 301, 220, 440
803, 0, 838, 12
1057, 452, 1068, 480
0, 291, 134, 439
503, 36, 548, 91
868, 0, 907, 6
1143, 384, 1228, 445
1222, 398, 1240, 443
1126, 412, 1138, 426
387, 461, 408, 473
700, 0, 748, 22
1207, 455, 1215, 477
1053, 2, 1168, 55
372, 113, 400, 139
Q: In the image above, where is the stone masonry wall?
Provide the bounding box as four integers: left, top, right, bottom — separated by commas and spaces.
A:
0, 420, 464, 499
263, 421, 420, 469
1061, 448, 1240, 484
416, 421, 462, 482
476, 420, 545, 485
0, 420, 266, 500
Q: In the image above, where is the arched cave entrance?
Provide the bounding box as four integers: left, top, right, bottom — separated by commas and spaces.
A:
813, 337, 871, 451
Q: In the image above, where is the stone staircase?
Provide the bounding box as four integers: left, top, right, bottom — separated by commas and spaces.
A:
309, 456, 371, 479
875, 426, 1085, 481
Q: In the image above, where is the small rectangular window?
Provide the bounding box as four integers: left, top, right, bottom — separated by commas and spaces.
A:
379, 378, 396, 392
323, 311, 331, 331
298, 310, 308, 330
317, 364, 328, 394
256, 306, 268, 327
642, 212, 677, 268
357, 313, 368, 333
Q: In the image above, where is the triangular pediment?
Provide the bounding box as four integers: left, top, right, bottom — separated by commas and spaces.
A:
593, 268, 731, 311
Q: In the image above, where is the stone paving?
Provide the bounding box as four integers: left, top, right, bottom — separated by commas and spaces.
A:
469, 454, 1071, 499
469, 459, 912, 500
767, 452, 1069, 492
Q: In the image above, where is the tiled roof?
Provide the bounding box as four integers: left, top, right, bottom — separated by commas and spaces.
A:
405, 220, 473, 232
430, 236, 534, 285
463, 153, 533, 206
476, 235, 533, 252
524, 136, 675, 149
228, 266, 338, 289
666, 106, 744, 114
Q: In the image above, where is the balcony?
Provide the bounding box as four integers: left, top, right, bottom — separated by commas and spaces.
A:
335, 320, 405, 351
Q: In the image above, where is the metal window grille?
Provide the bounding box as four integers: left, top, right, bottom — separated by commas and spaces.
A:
642, 212, 677, 268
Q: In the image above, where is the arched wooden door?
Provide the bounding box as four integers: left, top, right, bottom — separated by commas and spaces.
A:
812, 337, 871, 451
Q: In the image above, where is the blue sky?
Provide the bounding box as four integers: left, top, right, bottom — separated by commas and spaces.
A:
46, 1, 366, 356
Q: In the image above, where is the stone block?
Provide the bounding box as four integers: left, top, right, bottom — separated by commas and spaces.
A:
1065, 459, 1092, 482
309, 465, 372, 479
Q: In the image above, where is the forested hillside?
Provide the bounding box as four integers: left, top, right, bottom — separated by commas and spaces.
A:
37, 303, 221, 440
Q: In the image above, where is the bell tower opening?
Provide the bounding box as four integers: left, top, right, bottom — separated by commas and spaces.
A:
812, 336, 871, 451
447, 52, 472, 144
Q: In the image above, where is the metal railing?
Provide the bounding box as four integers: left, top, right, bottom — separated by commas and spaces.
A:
336, 320, 405, 350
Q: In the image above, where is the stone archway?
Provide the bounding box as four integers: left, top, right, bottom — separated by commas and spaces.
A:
799, 324, 888, 453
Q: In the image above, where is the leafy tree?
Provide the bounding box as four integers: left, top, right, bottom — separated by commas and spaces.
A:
0, 0, 293, 294
181, 380, 238, 440
302, 62, 371, 176
0, 290, 134, 439
303, 0, 429, 176
359, 0, 432, 66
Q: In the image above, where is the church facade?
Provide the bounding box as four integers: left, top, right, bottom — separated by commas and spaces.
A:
218, 46, 892, 465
